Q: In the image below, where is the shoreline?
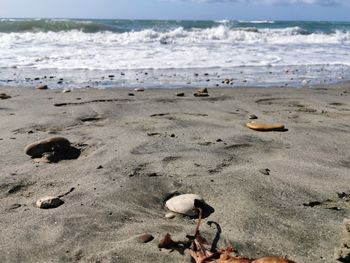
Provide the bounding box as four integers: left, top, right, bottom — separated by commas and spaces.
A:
1, 64, 349, 90
0, 84, 349, 262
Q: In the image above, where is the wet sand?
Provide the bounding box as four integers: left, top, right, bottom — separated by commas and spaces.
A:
0, 84, 349, 263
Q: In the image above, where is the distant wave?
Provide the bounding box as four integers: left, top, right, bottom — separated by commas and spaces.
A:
215, 19, 231, 24
1, 19, 350, 35
239, 20, 275, 24
0, 19, 123, 33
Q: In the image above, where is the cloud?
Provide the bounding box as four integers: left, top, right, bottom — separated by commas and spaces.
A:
171, 0, 346, 5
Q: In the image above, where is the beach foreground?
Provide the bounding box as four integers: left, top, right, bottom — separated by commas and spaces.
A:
0, 84, 349, 263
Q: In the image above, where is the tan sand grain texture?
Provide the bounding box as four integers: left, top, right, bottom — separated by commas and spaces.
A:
0, 84, 349, 263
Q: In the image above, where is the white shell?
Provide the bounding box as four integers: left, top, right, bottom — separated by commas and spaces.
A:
165, 194, 203, 216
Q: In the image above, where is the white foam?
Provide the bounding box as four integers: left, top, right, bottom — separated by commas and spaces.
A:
0, 26, 349, 70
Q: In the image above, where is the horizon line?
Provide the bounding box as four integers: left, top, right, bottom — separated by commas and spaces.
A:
0, 17, 349, 23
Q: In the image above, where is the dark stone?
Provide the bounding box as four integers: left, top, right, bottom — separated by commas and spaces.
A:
259, 168, 270, 175
249, 114, 258, 120
24, 137, 71, 157
36, 85, 48, 90
194, 88, 209, 97
147, 172, 161, 177
7, 184, 24, 194
338, 192, 350, 199
147, 132, 161, 136
36, 197, 64, 209
0, 93, 11, 100
138, 234, 154, 243
303, 201, 322, 207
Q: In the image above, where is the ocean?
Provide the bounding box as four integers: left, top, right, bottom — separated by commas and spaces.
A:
0, 18, 349, 88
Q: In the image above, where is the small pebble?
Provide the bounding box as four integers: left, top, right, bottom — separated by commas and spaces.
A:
147, 172, 160, 177
165, 212, 176, 219
194, 88, 209, 97
36, 85, 48, 90
199, 88, 208, 93
259, 168, 271, 175
24, 136, 70, 158
36, 196, 64, 209
176, 92, 185, 97
0, 93, 11, 99
193, 92, 209, 97
138, 234, 154, 243
249, 114, 258, 120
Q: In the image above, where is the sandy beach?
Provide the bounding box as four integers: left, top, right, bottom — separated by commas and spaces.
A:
0, 84, 349, 263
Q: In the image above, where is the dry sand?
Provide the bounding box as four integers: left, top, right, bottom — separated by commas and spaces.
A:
0, 84, 349, 263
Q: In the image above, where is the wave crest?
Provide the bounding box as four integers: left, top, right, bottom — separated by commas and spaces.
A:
0, 25, 349, 45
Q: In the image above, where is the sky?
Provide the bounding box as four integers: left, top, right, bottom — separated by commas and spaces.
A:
0, 0, 349, 21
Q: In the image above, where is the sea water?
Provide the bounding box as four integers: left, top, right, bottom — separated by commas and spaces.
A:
0, 19, 349, 88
